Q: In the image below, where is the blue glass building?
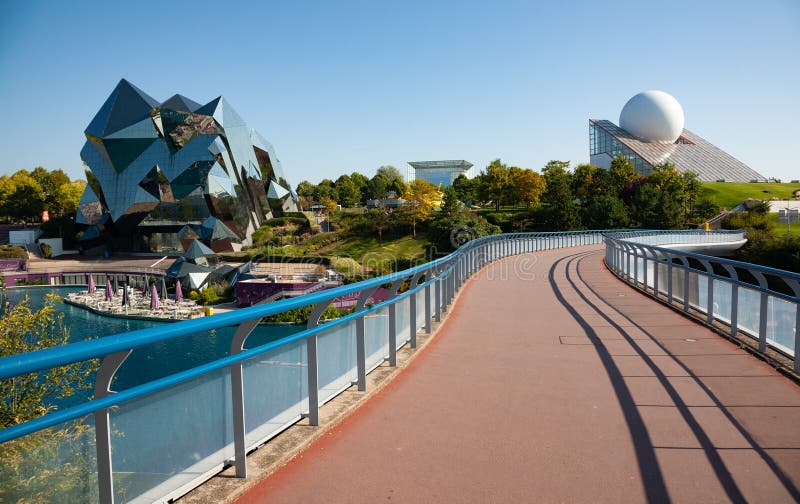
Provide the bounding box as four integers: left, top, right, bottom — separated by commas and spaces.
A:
77, 79, 297, 253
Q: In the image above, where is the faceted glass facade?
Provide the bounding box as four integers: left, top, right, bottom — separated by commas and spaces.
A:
77, 79, 297, 253
589, 119, 765, 182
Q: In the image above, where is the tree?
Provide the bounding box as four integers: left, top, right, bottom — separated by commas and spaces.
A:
401, 179, 443, 237
51, 181, 85, 218
440, 186, 461, 216
3, 171, 45, 221
0, 291, 98, 501
368, 205, 390, 241
365, 174, 389, 200
510, 167, 546, 207
586, 194, 629, 229
452, 174, 477, 205
334, 175, 361, 208
542, 161, 580, 230
608, 155, 640, 196
376, 165, 403, 184
478, 159, 510, 211
349, 171, 370, 205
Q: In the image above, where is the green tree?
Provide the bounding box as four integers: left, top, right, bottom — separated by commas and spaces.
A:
52, 181, 85, 218
586, 194, 629, 229
478, 159, 510, 211
376, 165, 405, 195
349, 172, 370, 205
0, 292, 99, 502
4, 171, 46, 221
368, 205, 390, 241
440, 186, 462, 216
542, 161, 580, 230
365, 174, 389, 200
608, 155, 640, 196
452, 174, 477, 205
334, 174, 361, 207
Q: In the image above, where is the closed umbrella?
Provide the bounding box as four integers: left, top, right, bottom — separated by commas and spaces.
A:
142, 276, 150, 296
87, 274, 96, 293
122, 283, 130, 306
113, 276, 119, 295
150, 284, 159, 310
105, 279, 113, 301
159, 277, 167, 299
175, 280, 183, 302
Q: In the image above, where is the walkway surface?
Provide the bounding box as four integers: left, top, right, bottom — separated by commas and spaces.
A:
236, 245, 800, 503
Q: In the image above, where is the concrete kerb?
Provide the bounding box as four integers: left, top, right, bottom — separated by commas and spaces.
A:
178, 265, 479, 504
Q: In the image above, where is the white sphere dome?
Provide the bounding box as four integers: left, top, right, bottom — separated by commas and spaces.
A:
619, 90, 685, 143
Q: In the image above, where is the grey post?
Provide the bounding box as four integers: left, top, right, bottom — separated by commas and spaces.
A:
355, 286, 379, 391
94, 349, 132, 504
306, 300, 333, 425
229, 317, 262, 478
387, 278, 404, 366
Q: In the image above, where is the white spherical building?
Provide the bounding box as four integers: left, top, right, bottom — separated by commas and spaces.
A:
589, 90, 765, 182
619, 90, 685, 143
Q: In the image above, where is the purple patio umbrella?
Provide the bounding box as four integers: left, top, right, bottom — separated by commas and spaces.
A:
150, 284, 159, 310
175, 281, 183, 302
105, 279, 113, 301
87, 274, 96, 293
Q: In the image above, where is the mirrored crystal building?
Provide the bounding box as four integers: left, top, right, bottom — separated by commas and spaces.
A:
77, 79, 297, 253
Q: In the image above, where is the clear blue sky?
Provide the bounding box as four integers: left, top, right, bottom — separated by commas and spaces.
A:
1, 0, 798, 184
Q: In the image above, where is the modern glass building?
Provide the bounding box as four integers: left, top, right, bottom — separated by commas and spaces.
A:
590, 91, 765, 182
77, 79, 297, 253
408, 160, 473, 187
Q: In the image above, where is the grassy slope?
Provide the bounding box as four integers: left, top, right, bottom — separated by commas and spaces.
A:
316, 234, 430, 263
700, 182, 800, 210
767, 213, 800, 237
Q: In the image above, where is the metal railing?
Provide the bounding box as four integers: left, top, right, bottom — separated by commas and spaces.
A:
605, 231, 799, 369
0, 230, 748, 503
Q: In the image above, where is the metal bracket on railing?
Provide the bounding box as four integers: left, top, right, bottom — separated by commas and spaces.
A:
305, 299, 334, 426
229, 305, 268, 479
698, 259, 715, 325
387, 278, 405, 367
750, 270, 770, 352
720, 263, 740, 338
409, 271, 425, 348
94, 349, 132, 504
355, 286, 379, 391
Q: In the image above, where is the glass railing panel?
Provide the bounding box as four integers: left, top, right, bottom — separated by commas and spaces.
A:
395, 296, 411, 349
242, 338, 307, 449
315, 319, 357, 405
415, 289, 426, 329
0, 414, 98, 503
110, 366, 233, 503
766, 297, 796, 356
737, 286, 761, 337
671, 267, 685, 303
364, 307, 390, 371
712, 280, 732, 323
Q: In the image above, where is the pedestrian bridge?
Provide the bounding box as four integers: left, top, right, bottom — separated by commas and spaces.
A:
1, 230, 798, 503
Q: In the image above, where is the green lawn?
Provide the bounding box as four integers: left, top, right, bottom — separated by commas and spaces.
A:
700, 182, 800, 210
317, 234, 430, 263
767, 213, 800, 237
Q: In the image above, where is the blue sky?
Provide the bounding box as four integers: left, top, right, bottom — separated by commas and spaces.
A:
1, 0, 798, 184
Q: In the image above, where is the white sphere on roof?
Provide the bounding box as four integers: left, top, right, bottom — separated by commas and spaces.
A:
619, 90, 685, 143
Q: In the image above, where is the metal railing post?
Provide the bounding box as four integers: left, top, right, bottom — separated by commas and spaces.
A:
94, 350, 132, 504
434, 270, 442, 322
306, 300, 333, 425
355, 287, 378, 391
424, 284, 432, 334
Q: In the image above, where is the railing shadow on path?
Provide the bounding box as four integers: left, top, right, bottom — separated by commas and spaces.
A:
550, 248, 800, 503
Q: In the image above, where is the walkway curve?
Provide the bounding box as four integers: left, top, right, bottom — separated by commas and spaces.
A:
236, 245, 800, 503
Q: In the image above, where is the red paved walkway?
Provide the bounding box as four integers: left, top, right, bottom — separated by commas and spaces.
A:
237, 245, 800, 503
